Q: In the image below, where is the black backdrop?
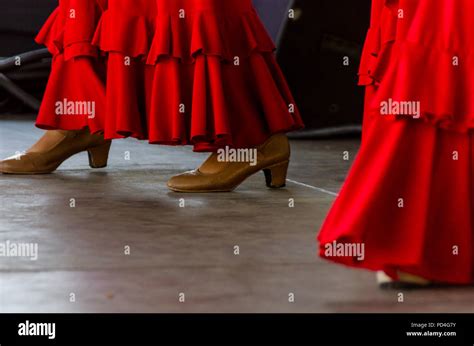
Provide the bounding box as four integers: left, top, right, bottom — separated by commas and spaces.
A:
0, 0, 56, 56
278, 0, 371, 134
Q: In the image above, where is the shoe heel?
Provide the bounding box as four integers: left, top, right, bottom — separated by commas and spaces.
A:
87, 141, 111, 169
263, 161, 289, 188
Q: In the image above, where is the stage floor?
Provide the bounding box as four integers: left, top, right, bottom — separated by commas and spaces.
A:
1, 117, 473, 313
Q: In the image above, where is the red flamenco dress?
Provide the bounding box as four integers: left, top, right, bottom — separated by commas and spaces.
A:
35, 0, 304, 152
318, 0, 474, 284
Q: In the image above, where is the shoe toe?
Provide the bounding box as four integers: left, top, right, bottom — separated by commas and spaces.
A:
0, 158, 17, 174
167, 170, 200, 191
0, 155, 36, 174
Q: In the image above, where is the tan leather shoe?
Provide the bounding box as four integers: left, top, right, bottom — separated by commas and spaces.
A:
0, 129, 111, 174
167, 134, 291, 193
377, 271, 431, 289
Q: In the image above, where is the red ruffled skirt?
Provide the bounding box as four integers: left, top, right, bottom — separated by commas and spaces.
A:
35, 0, 304, 152
318, 0, 474, 284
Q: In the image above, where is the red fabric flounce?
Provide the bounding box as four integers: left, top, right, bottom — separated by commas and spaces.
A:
92, 9, 276, 65
359, 0, 474, 132
91, 10, 154, 61
318, 102, 474, 284
34, 0, 303, 151
36, 0, 103, 60
319, 0, 474, 284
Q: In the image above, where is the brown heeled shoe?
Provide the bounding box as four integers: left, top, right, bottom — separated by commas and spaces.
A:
0, 129, 111, 174
167, 134, 290, 193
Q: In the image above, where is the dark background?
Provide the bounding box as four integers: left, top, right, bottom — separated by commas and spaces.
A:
0, 0, 371, 134
0, 0, 56, 56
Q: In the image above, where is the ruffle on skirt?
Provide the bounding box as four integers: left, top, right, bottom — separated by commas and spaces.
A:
318, 0, 474, 284
35, 0, 105, 60
35, 0, 303, 151
318, 103, 474, 284
359, 0, 474, 132
93, 8, 276, 65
